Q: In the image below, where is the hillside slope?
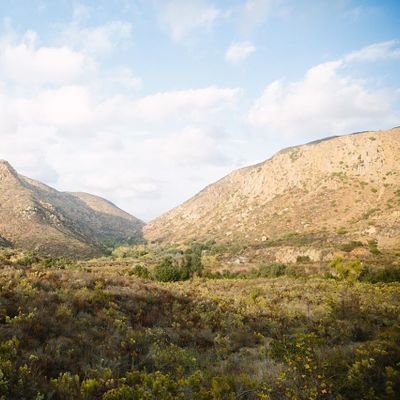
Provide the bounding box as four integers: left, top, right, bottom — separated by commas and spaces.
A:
144, 127, 400, 253
0, 161, 144, 257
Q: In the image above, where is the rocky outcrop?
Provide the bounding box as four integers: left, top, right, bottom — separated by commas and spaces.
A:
145, 127, 400, 250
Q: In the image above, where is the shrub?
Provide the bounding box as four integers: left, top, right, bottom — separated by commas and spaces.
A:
344, 335, 400, 398
102, 386, 134, 400
130, 265, 151, 279
339, 241, 363, 252
13, 254, 39, 266
330, 257, 364, 281
250, 263, 290, 278
201, 255, 218, 269
0, 262, 400, 399
221, 270, 240, 279
41, 257, 80, 270
360, 266, 400, 283
152, 258, 182, 282
296, 255, 311, 263
111, 245, 149, 259
184, 243, 204, 276
368, 239, 380, 255
361, 208, 380, 220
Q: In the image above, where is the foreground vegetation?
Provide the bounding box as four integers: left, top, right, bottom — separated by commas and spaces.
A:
0, 245, 400, 399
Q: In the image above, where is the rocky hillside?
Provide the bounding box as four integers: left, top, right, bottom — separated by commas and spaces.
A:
0, 161, 144, 257
145, 127, 400, 256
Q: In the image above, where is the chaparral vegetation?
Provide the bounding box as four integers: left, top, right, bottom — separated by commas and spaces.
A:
1, 244, 399, 399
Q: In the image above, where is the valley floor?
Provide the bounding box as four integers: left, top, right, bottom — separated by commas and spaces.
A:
1, 249, 400, 399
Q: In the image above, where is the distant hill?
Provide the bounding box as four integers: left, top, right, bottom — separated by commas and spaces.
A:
0, 160, 144, 257
144, 127, 400, 256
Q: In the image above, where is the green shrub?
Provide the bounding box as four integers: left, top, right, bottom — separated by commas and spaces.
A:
361, 208, 380, 220
13, 254, 39, 266
50, 373, 81, 398
330, 257, 364, 281
360, 266, 400, 283
102, 386, 134, 400
368, 239, 381, 255
183, 242, 204, 276
343, 334, 400, 398
151, 244, 209, 282
111, 245, 149, 259
221, 270, 240, 279
2, 250, 400, 399
152, 258, 182, 282
42, 257, 66, 268
130, 265, 151, 279
250, 263, 290, 278
339, 241, 363, 252
296, 255, 311, 263
202, 271, 224, 279
201, 255, 218, 269
41, 257, 81, 270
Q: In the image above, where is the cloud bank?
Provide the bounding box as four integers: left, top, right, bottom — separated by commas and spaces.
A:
248, 46, 400, 137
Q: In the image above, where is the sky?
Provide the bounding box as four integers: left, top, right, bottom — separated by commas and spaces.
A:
0, 0, 399, 221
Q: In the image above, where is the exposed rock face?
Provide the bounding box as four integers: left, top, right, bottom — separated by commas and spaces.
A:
0, 161, 144, 257
144, 127, 400, 250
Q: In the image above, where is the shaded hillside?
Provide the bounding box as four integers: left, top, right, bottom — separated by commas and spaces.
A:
0, 235, 11, 247
145, 127, 400, 253
0, 160, 144, 257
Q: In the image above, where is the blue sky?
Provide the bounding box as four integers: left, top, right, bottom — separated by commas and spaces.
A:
0, 0, 399, 220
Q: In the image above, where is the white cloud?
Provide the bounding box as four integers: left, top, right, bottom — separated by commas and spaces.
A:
146, 126, 228, 166
94, 86, 240, 129
0, 84, 17, 134
16, 85, 93, 126
129, 87, 239, 122
61, 20, 132, 56
225, 41, 256, 64
10, 84, 238, 137
56, 3, 132, 56
0, 22, 139, 96
241, 0, 276, 33
159, 0, 220, 41
0, 31, 85, 85
0, 29, 239, 219
248, 59, 399, 136
108, 67, 142, 91
345, 40, 400, 63
0, 19, 243, 220
248, 42, 400, 136
1, 15, 398, 222
41, 122, 235, 219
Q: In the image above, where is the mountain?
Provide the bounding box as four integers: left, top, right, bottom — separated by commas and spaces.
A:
0, 160, 144, 257
144, 127, 400, 258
